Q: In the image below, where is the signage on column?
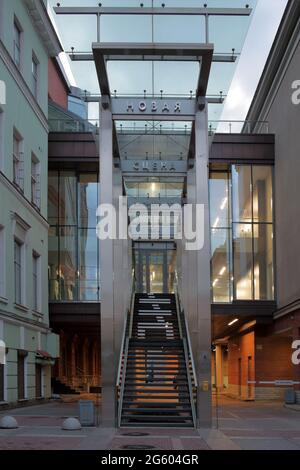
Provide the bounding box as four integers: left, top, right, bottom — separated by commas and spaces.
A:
111, 98, 196, 117
121, 160, 187, 174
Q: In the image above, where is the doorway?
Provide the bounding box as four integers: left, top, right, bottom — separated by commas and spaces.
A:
134, 242, 176, 294
35, 364, 42, 398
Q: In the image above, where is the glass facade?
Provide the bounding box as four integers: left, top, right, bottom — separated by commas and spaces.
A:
210, 165, 274, 302
48, 171, 100, 301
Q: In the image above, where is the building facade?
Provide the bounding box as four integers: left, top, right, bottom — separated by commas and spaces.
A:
46, 3, 286, 428
0, 1, 298, 426
243, 0, 300, 399
0, 0, 61, 406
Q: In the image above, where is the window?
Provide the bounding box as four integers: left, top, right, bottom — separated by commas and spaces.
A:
31, 155, 40, 209
32, 253, 40, 312
13, 129, 24, 191
232, 165, 274, 301
209, 165, 274, 302
0, 108, 4, 171
13, 19, 21, 69
210, 171, 232, 302
31, 53, 39, 99
48, 171, 100, 301
14, 240, 22, 305
0, 227, 5, 298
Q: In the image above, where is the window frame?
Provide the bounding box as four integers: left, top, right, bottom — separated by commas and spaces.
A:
32, 251, 41, 313
31, 52, 39, 100
31, 153, 41, 209
14, 239, 22, 305
0, 226, 5, 299
13, 128, 24, 191
13, 17, 22, 70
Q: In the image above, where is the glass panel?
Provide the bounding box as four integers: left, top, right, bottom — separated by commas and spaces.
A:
153, 15, 205, 44
211, 229, 231, 303
167, 250, 176, 293
149, 253, 164, 294
210, 172, 230, 228
59, 227, 77, 301
49, 226, 59, 301
232, 165, 252, 223
78, 173, 98, 228
79, 229, 99, 301
252, 166, 273, 223
48, 171, 59, 225
14, 241, 21, 304
117, 121, 192, 161
59, 171, 77, 225
233, 223, 253, 300
253, 224, 274, 300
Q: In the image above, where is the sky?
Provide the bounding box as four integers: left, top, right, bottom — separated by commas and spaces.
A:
47, 0, 288, 124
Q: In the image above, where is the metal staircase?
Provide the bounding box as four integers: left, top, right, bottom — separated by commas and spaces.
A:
117, 293, 197, 428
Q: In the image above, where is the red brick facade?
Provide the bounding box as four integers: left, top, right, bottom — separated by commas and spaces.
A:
48, 58, 69, 108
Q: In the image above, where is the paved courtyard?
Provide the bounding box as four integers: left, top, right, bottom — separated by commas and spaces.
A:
0, 396, 299, 450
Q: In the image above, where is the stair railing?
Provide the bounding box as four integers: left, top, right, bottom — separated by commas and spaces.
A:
174, 279, 198, 428
115, 269, 136, 426
117, 337, 129, 427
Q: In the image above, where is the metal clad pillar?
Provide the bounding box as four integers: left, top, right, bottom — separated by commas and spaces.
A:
99, 97, 115, 426
194, 99, 212, 427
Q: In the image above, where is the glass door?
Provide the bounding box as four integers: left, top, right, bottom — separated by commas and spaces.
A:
148, 252, 164, 293
134, 244, 176, 294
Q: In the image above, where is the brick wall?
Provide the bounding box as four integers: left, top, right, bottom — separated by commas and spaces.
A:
227, 331, 255, 400
255, 334, 294, 400
48, 59, 68, 109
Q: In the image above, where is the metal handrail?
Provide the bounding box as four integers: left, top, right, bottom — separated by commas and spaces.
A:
183, 337, 197, 428
174, 284, 183, 340
118, 337, 129, 428
116, 269, 136, 389
116, 309, 130, 389
116, 269, 136, 426
183, 314, 198, 389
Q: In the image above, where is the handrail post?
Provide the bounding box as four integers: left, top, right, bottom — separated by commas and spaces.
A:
183, 338, 197, 428
118, 337, 129, 427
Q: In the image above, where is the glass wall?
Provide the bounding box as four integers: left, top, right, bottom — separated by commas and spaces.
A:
210, 171, 232, 302
210, 165, 274, 303
48, 171, 100, 301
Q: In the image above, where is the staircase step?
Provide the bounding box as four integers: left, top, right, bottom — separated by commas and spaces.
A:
121, 415, 193, 421
120, 292, 193, 428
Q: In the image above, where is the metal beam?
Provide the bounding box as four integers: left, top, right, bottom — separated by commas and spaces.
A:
82, 96, 224, 104
92, 43, 213, 97
54, 7, 252, 17
68, 53, 236, 63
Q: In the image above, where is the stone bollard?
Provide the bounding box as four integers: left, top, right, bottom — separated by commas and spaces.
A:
0, 416, 18, 429
62, 417, 81, 431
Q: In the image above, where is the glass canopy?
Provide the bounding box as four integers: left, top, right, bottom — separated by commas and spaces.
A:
48, 0, 258, 121
115, 120, 192, 161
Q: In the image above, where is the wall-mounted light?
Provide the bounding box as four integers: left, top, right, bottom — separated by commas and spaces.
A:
219, 266, 226, 276
228, 318, 238, 326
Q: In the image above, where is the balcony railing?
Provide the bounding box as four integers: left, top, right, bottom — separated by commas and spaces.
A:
49, 119, 269, 136
209, 120, 269, 135
49, 119, 100, 134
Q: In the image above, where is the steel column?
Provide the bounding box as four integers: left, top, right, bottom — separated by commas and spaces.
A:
99, 97, 115, 426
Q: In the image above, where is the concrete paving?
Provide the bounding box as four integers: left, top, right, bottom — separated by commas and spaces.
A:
0, 397, 300, 450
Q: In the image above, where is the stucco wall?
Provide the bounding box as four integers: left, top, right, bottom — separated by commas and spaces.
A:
264, 39, 300, 309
